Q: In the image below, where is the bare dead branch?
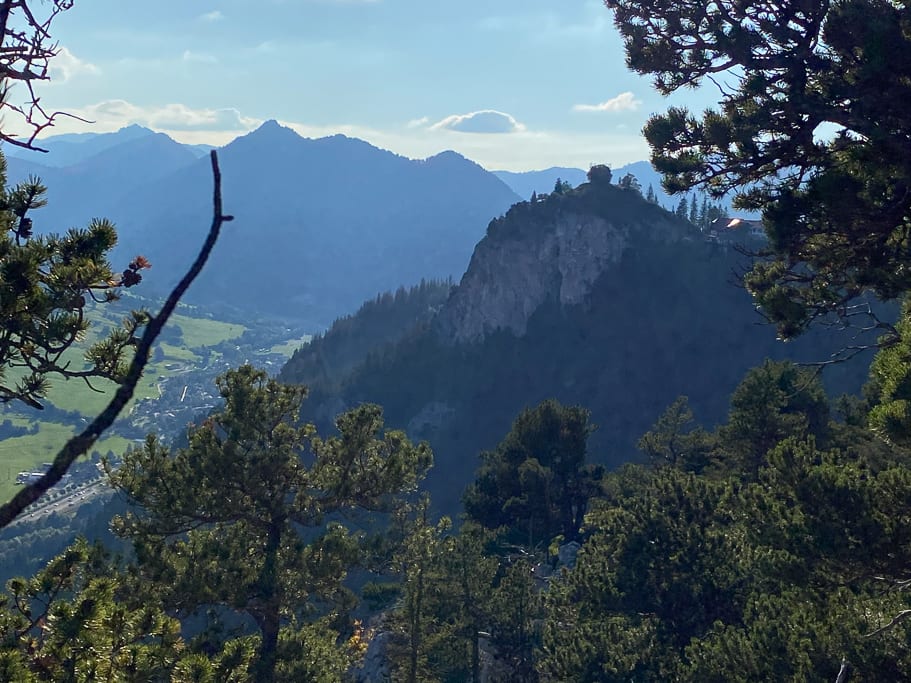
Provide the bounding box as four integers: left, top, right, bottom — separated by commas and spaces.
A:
865, 609, 911, 638
0, 1, 81, 151
0, 150, 232, 529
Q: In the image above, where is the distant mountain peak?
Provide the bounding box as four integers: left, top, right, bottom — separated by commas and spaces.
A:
427, 150, 466, 161
232, 119, 304, 148
258, 118, 285, 130
257, 119, 298, 136
423, 150, 479, 169
117, 123, 154, 137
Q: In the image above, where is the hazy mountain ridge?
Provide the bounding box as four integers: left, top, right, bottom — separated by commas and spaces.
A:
3, 122, 520, 324
4, 124, 158, 167
3, 128, 199, 231
495, 161, 757, 218
493, 167, 589, 199
112, 121, 520, 322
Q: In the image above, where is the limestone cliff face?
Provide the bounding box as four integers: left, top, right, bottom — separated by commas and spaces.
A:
435, 183, 689, 343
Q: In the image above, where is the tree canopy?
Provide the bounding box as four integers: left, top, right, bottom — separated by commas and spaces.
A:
603, 0, 911, 339
463, 399, 603, 546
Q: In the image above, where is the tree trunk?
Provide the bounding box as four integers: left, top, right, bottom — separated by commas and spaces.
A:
0, 2, 10, 43
252, 522, 283, 683
408, 564, 424, 683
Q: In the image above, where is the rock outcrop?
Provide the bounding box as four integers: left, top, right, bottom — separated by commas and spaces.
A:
436, 185, 690, 343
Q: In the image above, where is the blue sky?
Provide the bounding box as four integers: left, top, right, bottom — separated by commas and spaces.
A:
26, 0, 720, 170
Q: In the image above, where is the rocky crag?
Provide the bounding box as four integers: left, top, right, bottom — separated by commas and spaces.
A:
436, 176, 687, 342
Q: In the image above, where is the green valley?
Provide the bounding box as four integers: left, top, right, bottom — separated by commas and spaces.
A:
0, 297, 310, 504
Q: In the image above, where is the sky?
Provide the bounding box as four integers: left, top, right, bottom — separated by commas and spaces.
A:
19, 0, 722, 171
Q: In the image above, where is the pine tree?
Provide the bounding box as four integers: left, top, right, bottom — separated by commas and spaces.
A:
618, 173, 642, 194
0, 539, 189, 679
552, 178, 572, 195
463, 399, 602, 547
110, 365, 432, 682
605, 0, 911, 337
675, 196, 689, 221
645, 183, 657, 203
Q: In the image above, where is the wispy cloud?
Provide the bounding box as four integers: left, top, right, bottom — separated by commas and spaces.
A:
70, 100, 259, 132
47, 47, 100, 83
199, 10, 224, 21
479, 4, 609, 44
428, 110, 525, 134
182, 50, 218, 64
573, 92, 642, 113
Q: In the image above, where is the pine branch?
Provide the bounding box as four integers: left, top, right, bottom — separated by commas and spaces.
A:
0, 150, 232, 529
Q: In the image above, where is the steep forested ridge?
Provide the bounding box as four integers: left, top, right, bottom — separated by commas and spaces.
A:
279, 279, 452, 391
280, 179, 876, 512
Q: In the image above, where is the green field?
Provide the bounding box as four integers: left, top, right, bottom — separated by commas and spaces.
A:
169, 314, 245, 348
0, 425, 137, 503
268, 335, 313, 356
0, 303, 254, 504
0, 422, 75, 503
27, 306, 246, 417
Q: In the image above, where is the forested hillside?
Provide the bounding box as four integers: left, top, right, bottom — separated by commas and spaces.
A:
280, 279, 452, 391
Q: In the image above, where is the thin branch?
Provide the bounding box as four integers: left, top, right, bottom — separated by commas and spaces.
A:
797, 344, 884, 370
80, 375, 104, 393
0, 150, 232, 530
865, 609, 911, 638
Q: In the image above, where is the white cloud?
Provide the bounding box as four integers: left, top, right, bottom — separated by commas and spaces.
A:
406, 116, 430, 129
428, 110, 525, 134
199, 10, 224, 21
277, 119, 646, 171
154, 105, 253, 131
573, 92, 643, 113
47, 47, 100, 83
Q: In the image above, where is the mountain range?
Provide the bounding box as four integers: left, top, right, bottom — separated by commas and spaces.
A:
3, 122, 520, 324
